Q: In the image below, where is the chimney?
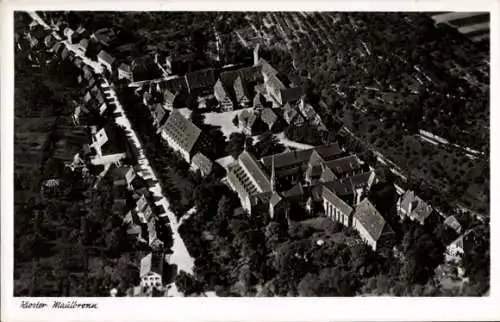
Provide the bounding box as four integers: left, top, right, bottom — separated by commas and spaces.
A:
253, 44, 260, 66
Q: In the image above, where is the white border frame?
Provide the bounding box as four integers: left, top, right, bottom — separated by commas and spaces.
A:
2, 1, 499, 321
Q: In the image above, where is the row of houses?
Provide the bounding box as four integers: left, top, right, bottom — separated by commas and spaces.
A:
35, 31, 174, 297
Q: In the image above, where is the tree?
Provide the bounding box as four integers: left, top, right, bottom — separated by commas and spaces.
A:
264, 221, 287, 249
401, 226, 444, 285
226, 132, 253, 159
297, 267, 359, 296
253, 132, 286, 159
176, 271, 205, 296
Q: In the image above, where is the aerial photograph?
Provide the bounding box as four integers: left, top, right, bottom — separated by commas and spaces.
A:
13, 11, 489, 297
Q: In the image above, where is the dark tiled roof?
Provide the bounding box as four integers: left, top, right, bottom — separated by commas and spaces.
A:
164, 77, 188, 93
220, 65, 262, 87
354, 198, 393, 242
283, 182, 304, 199
185, 68, 216, 92
325, 155, 363, 176
322, 184, 354, 215
162, 109, 202, 154
261, 143, 343, 170
328, 171, 375, 197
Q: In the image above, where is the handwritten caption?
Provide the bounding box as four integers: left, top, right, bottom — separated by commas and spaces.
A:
21, 300, 98, 309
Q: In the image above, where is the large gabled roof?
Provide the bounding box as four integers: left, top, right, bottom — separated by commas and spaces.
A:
238, 150, 272, 192
162, 109, 202, 154
260, 143, 343, 170
322, 184, 354, 216
325, 154, 363, 176
354, 198, 393, 242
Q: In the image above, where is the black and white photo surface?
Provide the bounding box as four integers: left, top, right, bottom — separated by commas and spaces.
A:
12, 10, 490, 299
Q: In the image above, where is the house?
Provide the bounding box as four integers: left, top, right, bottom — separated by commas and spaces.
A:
111, 165, 136, 188
397, 190, 434, 225
214, 79, 234, 111
77, 38, 89, 54
352, 198, 395, 252
118, 63, 133, 81
160, 109, 209, 163
444, 215, 462, 234
147, 219, 163, 249
226, 150, 272, 213
151, 103, 166, 128
126, 224, 147, 244
261, 108, 278, 131
134, 194, 154, 224
140, 252, 165, 288
89, 127, 108, 155
445, 230, 474, 262
82, 65, 94, 80
97, 50, 116, 71
322, 184, 354, 227
163, 89, 177, 111
191, 152, 213, 177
